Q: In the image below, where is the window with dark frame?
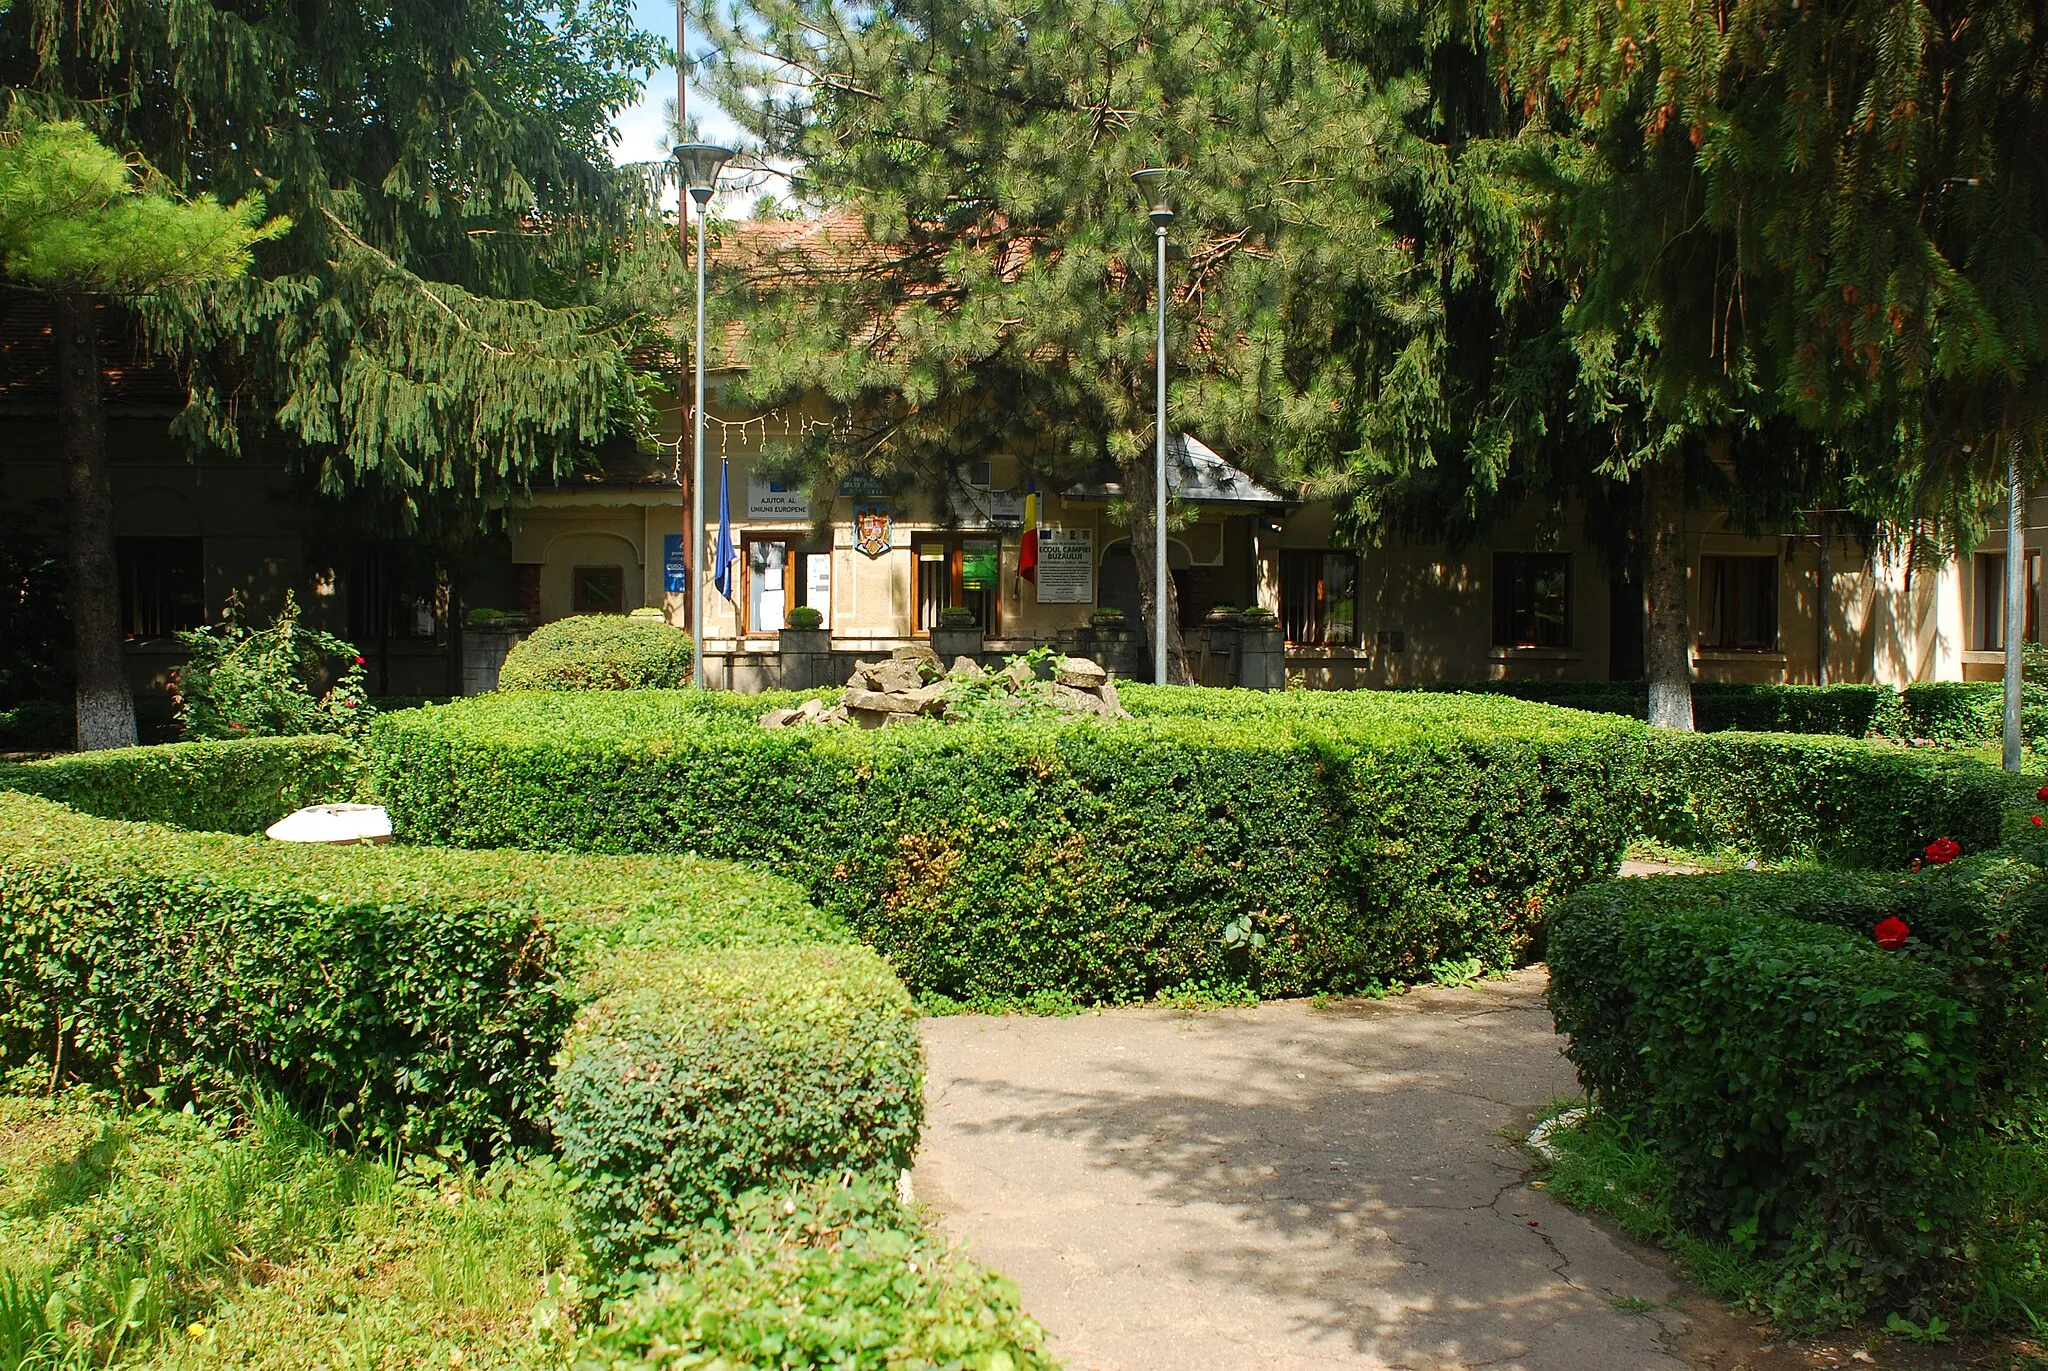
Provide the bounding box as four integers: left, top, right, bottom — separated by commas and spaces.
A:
1973, 551, 2042, 651
1491, 553, 1572, 649
346, 547, 445, 643
1700, 555, 1779, 651
742, 535, 831, 635
913, 535, 1000, 634
1279, 549, 1359, 646
116, 536, 203, 640
571, 565, 625, 615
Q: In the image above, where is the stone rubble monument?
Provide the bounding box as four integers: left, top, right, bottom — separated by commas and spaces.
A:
759, 644, 1129, 729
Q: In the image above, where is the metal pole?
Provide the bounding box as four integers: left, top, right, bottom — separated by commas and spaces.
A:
2005, 434, 2026, 771
676, 10, 691, 647
1816, 511, 1830, 688
1154, 223, 1168, 687
692, 197, 709, 690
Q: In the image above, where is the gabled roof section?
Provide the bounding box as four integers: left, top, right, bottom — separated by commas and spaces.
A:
1062, 434, 1290, 507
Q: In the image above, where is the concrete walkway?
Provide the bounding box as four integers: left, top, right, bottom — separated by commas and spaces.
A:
915, 971, 1692, 1371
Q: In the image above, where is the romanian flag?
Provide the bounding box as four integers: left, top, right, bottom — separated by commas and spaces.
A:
1019, 482, 1040, 582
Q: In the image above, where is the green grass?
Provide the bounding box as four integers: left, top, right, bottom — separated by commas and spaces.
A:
0, 1091, 1059, 1371
0, 1090, 578, 1370
1533, 1098, 2048, 1335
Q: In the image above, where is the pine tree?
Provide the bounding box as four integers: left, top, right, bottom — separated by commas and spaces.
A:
693, 0, 1419, 680
1, 0, 668, 742
0, 120, 282, 748
1476, 0, 2048, 717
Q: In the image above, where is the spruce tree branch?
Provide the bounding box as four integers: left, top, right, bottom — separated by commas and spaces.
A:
319, 206, 511, 357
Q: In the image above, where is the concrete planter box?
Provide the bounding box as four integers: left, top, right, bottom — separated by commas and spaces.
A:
930, 627, 985, 662
1075, 626, 1142, 682
461, 627, 524, 695
777, 627, 834, 691
1238, 620, 1286, 691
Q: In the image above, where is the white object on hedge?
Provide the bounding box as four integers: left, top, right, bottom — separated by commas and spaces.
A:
265, 803, 392, 844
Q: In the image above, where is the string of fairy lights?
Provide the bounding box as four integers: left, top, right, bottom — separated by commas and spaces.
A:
653, 406, 851, 483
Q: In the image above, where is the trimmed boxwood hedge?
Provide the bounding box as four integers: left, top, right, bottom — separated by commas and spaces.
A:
555, 943, 923, 1268
1429, 680, 1905, 738
1900, 681, 2048, 748
0, 734, 367, 833
1548, 859, 2048, 1314
0, 789, 919, 1266
370, 686, 1649, 1002
1641, 729, 2007, 866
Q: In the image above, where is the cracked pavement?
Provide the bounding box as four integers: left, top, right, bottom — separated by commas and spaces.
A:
914, 969, 1691, 1371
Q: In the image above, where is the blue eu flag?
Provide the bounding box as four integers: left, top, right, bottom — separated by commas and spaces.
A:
713, 459, 738, 601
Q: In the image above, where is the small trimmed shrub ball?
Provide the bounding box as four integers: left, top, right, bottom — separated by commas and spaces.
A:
498, 615, 694, 691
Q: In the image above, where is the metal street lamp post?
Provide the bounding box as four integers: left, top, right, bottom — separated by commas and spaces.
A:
2006, 435, 2026, 772
1131, 168, 1174, 685
675, 142, 733, 690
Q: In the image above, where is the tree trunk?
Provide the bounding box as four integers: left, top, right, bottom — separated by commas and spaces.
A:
56, 291, 137, 751
1123, 454, 1188, 683
1641, 458, 1693, 730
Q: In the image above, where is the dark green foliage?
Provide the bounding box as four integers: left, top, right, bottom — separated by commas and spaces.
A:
0, 504, 66, 713
554, 944, 923, 1268
1692, 685, 1904, 738
0, 734, 366, 833
1, 0, 667, 523
497, 616, 694, 692
1641, 730, 2006, 867
1487, 0, 2048, 493
1430, 681, 1903, 738
371, 685, 1647, 1002
0, 699, 67, 751
1901, 682, 2048, 749
578, 1175, 1055, 1369
1547, 860, 2048, 1318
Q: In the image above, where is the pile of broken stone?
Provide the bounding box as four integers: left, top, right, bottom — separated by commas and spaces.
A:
759, 644, 1129, 729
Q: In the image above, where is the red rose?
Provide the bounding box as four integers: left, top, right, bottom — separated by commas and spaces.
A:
2034, 816, 2044, 828
1911, 858, 1922, 872
2037, 786, 2048, 802
1874, 917, 1911, 951
1925, 836, 1962, 865
354, 655, 366, 666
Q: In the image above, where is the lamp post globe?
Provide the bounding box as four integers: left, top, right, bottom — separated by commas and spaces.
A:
1130, 168, 1174, 684
675, 144, 733, 689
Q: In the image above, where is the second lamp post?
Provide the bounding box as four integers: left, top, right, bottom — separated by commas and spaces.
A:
674, 142, 733, 689
1131, 168, 1174, 685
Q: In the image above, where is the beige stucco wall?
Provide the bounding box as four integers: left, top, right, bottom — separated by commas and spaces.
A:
506, 388, 2048, 689
1270, 500, 1944, 688
512, 397, 1152, 647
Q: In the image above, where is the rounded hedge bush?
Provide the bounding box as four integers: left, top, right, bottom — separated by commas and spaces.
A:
497, 615, 694, 691
1549, 858, 2048, 1317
